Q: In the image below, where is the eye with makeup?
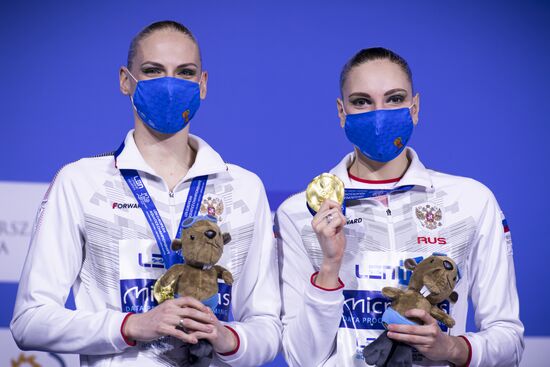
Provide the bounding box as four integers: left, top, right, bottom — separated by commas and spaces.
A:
349, 97, 372, 108
141, 66, 163, 77
177, 68, 197, 78
386, 94, 406, 105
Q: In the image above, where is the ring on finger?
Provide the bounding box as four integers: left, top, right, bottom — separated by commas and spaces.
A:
178, 319, 184, 328
325, 213, 334, 224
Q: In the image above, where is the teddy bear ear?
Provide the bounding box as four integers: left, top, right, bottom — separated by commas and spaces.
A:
404, 258, 418, 270
171, 239, 182, 251
222, 233, 232, 245
449, 291, 459, 303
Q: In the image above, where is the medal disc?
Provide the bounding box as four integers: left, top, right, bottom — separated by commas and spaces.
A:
306, 173, 345, 213
153, 278, 175, 304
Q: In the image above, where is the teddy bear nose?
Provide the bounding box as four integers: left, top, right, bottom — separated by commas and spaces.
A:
204, 230, 217, 239
443, 260, 454, 270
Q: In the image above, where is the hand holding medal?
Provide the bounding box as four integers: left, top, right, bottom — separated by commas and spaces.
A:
306, 173, 345, 214
307, 173, 347, 289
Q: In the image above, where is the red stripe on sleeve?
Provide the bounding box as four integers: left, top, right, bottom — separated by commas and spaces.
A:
219, 325, 240, 356
120, 312, 137, 346
310, 271, 345, 291
458, 335, 472, 367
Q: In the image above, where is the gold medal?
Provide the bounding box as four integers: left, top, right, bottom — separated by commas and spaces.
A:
153, 278, 176, 304
306, 173, 345, 213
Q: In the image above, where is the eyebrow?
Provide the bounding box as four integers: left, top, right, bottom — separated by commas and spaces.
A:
384, 88, 408, 96
348, 89, 408, 99
348, 92, 372, 99
140, 61, 199, 69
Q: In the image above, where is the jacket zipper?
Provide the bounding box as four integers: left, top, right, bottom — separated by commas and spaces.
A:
169, 190, 177, 238
386, 195, 396, 252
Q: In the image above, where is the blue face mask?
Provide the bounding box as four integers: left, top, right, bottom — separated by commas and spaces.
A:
127, 70, 201, 134
343, 105, 415, 162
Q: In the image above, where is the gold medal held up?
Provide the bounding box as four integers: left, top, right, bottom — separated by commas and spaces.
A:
306, 173, 345, 213
153, 278, 176, 304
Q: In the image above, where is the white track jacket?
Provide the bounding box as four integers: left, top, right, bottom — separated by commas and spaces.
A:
276, 148, 524, 367
11, 130, 281, 367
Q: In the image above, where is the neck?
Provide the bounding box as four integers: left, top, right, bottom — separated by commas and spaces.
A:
134, 119, 196, 191
349, 148, 410, 181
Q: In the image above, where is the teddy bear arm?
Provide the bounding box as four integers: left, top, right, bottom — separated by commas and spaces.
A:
214, 265, 234, 285
382, 287, 403, 300
158, 264, 186, 287
430, 306, 455, 328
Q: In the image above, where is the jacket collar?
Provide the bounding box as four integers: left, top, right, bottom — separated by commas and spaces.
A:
114, 130, 228, 181
329, 147, 434, 191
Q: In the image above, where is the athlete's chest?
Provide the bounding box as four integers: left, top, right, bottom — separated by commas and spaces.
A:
79, 174, 257, 285
301, 189, 476, 275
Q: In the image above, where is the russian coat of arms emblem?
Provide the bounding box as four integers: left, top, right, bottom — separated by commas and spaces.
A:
414, 203, 443, 230
200, 195, 224, 222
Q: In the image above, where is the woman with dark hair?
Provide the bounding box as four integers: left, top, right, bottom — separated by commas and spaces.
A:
276, 47, 524, 366
11, 21, 281, 366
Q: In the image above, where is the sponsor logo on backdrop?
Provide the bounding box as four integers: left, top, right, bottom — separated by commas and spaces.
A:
0, 220, 32, 237
340, 290, 450, 332
11, 353, 41, 367
355, 256, 424, 286
138, 253, 164, 268
121, 278, 157, 313
0, 241, 8, 254
9, 352, 67, 367
120, 278, 232, 320
0, 220, 33, 259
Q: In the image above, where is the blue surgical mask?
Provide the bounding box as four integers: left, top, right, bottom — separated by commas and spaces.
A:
127, 70, 201, 134
343, 105, 415, 162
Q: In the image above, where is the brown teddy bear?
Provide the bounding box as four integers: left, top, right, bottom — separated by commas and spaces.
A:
153, 215, 233, 366
363, 254, 459, 367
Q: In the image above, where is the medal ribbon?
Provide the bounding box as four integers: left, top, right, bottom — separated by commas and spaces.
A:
115, 142, 208, 268
307, 185, 415, 216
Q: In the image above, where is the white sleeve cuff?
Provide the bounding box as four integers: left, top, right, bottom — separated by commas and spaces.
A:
306, 272, 345, 307
216, 323, 246, 363
111, 312, 136, 352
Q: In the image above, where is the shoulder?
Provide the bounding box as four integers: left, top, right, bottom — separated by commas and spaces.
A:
224, 163, 269, 207
428, 169, 499, 212
225, 163, 264, 188
48, 152, 116, 189
430, 170, 494, 196
276, 190, 307, 218
41, 153, 116, 207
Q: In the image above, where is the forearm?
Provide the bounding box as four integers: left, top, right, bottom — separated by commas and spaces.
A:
282, 277, 344, 367
315, 259, 343, 289
217, 187, 282, 366
464, 323, 524, 367
466, 193, 524, 366
11, 304, 130, 354
446, 335, 470, 366
217, 316, 281, 366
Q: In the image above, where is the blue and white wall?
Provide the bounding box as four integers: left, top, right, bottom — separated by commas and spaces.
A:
1, 1, 549, 366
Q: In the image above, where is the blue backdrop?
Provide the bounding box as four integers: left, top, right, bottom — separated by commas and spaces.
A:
1, 0, 549, 364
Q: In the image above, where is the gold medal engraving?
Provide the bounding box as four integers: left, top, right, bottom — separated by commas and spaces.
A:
306, 173, 345, 213
153, 278, 176, 304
